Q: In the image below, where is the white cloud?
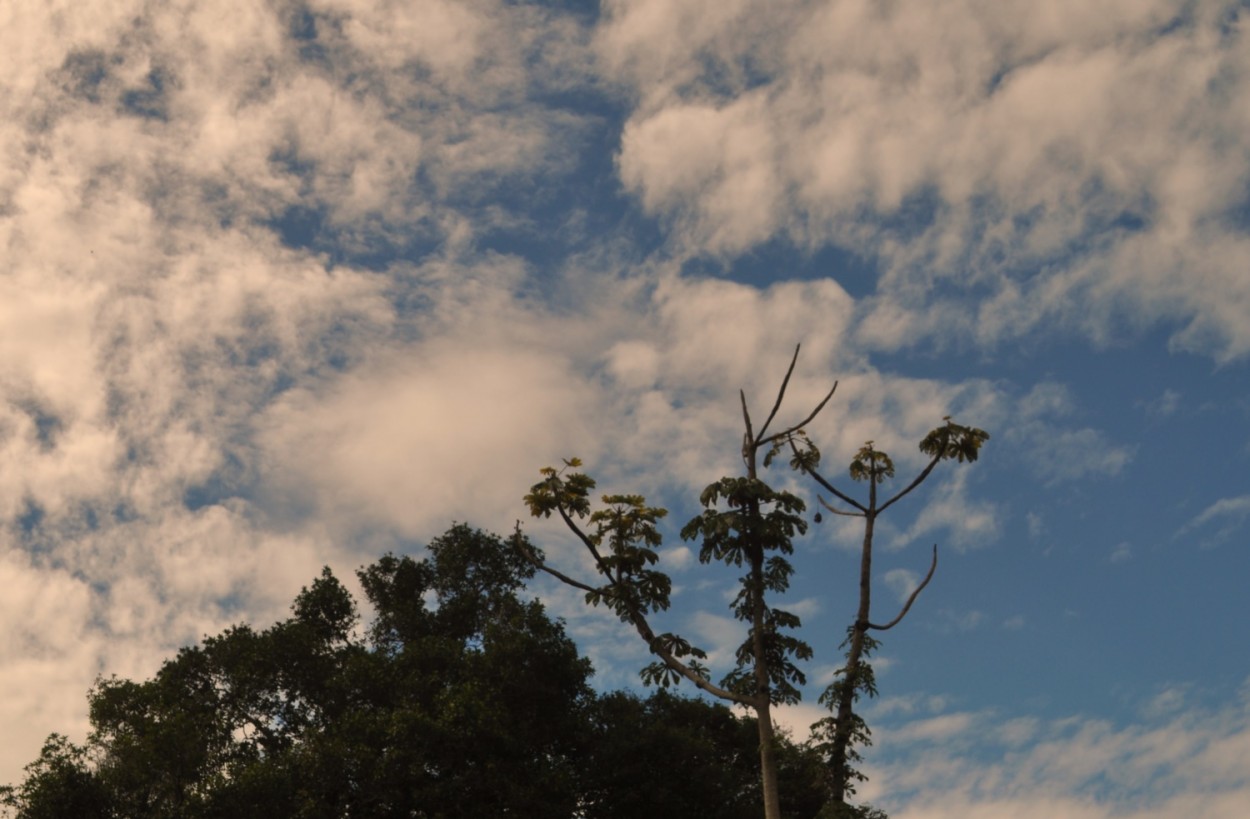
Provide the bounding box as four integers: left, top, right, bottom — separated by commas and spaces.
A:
618, 96, 783, 254
1177, 494, 1250, 547
605, 0, 1250, 359
1141, 684, 1189, 720
1184, 494, 1250, 529
1001, 615, 1026, 631
772, 700, 829, 741
690, 609, 744, 670
918, 608, 986, 635
867, 685, 1250, 819
890, 469, 1002, 552
778, 596, 822, 620
257, 333, 602, 542
884, 567, 920, 603
1143, 388, 1182, 419
1006, 383, 1135, 484
659, 545, 694, 571
887, 711, 979, 744
1026, 511, 1045, 541
869, 693, 954, 720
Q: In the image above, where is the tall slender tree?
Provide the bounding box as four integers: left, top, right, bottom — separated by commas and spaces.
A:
778, 418, 988, 812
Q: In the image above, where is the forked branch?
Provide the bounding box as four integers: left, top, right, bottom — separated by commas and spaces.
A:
876, 453, 944, 516
742, 345, 839, 466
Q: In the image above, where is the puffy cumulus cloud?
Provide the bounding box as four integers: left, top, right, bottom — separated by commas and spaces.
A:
596, 271, 1009, 498
0, 0, 596, 533
591, 273, 864, 495
604, 0, 1250, 359
646, 274, 857, 392
0, 0, 599, 786
257, 333, 604, 543
618, 95, 784, 254
689, 609, 744, 669
772, 700, 830, 741
0, 550, 101, 790
4, 0, 594, 258
596, 0, 791, 109
659, 544, 695, 571
866, 684, 1250, 819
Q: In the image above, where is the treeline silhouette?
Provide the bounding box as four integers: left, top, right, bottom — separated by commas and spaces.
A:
2, 525, 832, 818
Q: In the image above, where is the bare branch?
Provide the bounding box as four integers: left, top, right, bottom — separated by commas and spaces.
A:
756, 344, 802, 442
628, 612, 754, 706
740, 388, 756, 464
802, 464, 868, 514
756, 383, 840, 458
818, 496, 864, 518
762, 379, 839, 448
867, 545, 938, 631
530, 559, 603, 596
511, 522, 604, 594
746, 345, 839, 458
553, 502, 621, 587
877, 452, 943, 516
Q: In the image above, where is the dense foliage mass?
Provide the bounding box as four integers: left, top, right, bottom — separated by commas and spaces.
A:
2, 525, 832, 818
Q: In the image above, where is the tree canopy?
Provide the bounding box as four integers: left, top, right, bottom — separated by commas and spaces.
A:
3, 524, 830, 818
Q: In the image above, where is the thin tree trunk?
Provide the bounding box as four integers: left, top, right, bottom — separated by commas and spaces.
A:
756, 699, 782, 819
746, 455, 782, 819
750, 546, 782, 819
830, 480, 877, 805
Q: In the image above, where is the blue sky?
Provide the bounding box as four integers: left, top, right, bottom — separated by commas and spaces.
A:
1, 0, 1248, 815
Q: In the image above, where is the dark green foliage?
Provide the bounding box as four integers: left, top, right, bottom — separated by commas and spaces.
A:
580, 690, 829, 819
4, 524, 838, 818
681, 476, 813, 705
4, 525, 594, 818
0, 735, 112, 819
525, 461, 676, 622
811, 629, 882, 797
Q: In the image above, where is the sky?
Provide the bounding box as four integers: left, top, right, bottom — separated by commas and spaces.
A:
1, 0, 1248, 815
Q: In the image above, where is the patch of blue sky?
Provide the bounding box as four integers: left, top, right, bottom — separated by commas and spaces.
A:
681, 240, 879, 299
119, 66, 173, 122
182, 450, 250, 513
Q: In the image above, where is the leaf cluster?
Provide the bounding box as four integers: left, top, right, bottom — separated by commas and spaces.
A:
679, 475, 814, 705
525, 460, 675, 622
919, 418, 990, 463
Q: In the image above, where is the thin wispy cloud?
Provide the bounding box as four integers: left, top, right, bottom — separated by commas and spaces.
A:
866, 681, 1250, 818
